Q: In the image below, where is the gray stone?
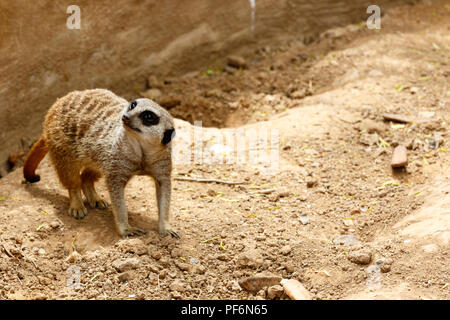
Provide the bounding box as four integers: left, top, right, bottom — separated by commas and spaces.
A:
333, 235, 360, 247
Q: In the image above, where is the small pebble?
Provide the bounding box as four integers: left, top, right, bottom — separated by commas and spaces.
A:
280, 245, 292, 256
298, 214, 310, 225
391, 145, 408, 168
267, 285, 284, 299
348, 248, 372, 265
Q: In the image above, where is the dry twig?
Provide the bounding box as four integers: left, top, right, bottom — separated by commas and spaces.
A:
175, 177, 248, 185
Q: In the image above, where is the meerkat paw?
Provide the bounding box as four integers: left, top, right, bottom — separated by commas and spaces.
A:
89, 199, 109, 209
69, 206, 88, 219
159, 225, 180, 238
120, 225, 146, 237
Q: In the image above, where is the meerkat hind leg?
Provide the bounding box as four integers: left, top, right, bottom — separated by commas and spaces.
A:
51, 156, 88, 219
68, 189, 88, 219
81, 169, 108, 209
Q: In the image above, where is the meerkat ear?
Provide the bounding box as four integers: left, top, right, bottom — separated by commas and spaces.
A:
128, 101, 137, 111
162, 129, 175, 145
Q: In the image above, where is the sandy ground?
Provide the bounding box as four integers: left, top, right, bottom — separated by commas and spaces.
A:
0, 1, 449, 300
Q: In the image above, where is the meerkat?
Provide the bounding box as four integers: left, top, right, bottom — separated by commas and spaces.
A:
23, 89, 178, 238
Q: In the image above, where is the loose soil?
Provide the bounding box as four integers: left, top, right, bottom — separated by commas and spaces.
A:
0, 1, 449, 300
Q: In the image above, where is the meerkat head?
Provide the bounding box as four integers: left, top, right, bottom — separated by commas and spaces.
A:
121, 98, 175, 146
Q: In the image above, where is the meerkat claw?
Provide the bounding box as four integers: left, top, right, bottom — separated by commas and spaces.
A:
69, 206, 88, 219
169, 230, 180, 239
123, 226, 146, 237
90, 199, 108, 209
160, 228, 180, 239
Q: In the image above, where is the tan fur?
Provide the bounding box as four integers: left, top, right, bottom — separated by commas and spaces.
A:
23, 89, 178, 237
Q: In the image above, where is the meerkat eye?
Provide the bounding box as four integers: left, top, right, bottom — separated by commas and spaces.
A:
128, 101, 137, 111
139, 110, 160, 126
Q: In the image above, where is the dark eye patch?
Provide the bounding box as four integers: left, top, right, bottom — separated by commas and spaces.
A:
139, 110, 159, 126
128, 101, 137, 111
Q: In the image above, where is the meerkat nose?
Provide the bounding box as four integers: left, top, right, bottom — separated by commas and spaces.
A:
122, 115, 130, 122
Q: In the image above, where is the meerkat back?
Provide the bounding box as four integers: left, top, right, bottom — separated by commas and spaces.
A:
44, 89, 126, 161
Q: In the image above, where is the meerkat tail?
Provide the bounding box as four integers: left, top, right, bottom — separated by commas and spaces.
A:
23, 137, 48, 183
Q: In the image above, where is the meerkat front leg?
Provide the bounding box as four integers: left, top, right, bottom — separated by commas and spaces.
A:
155, 177, 179, 238
106, 177, 145, 237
